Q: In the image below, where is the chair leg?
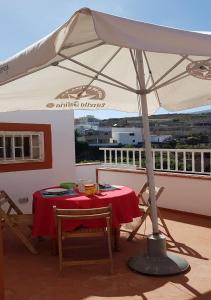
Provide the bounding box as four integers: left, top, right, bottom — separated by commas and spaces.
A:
127, 209, 149, 241
157, 209, 173, 239
107, 228, 113, 274
113, 227, 120, 251
157, 209, 182, 252
8, 223, 38, 254
58, 234, 63, 272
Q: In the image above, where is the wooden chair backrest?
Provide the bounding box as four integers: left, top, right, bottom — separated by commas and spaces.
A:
138, 182, 164, 206
0, 191, 23, 217
53, 204, 112, 223
0, 191, 37, 254
0, 191, 23, 215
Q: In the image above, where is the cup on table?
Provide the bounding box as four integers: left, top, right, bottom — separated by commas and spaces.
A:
76, 179, 86, 192
84, 183, 96, 196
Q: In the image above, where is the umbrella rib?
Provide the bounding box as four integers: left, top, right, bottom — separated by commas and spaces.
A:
182, 56, 194, 63
60, 41, 105, 59
149, 70, 189, 93
61, 38, 101, 51
129, 49, 142, 89
74, 47, 122, 98
143, 51, 161, 106
0, 42, 105, 88
59, 53, 137, 93
55, 64, 135, 92
147, 55, 188, 91
0, 64, 51, 87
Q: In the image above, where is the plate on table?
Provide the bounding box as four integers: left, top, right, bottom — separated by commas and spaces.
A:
99, 184, 119, 191
42, 188, 68, 195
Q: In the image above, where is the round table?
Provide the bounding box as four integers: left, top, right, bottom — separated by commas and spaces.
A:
32, 185, 141, 250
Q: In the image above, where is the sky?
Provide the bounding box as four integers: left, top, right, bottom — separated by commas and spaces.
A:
1, 0, 211, 119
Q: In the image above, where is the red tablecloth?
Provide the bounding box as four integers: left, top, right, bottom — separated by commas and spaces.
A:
32, 186, 141, 238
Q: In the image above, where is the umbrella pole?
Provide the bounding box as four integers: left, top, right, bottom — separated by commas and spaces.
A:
128, 50, 189, 275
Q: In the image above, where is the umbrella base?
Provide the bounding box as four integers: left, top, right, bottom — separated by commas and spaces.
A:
128, 233, 189, 276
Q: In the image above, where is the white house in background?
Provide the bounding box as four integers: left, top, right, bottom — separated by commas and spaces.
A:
0, 111, 75, 213
110, 127, 172, 145
110, 127, 143, 145
150, 135, 172, 143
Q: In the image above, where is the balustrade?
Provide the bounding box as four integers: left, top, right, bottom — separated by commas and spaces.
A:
99, 147, 211, 175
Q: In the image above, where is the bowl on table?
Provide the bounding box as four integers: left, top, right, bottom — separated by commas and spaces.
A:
60, 182, 75, 190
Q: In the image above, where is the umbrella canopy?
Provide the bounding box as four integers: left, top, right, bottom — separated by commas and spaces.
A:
1, 7, 211, 113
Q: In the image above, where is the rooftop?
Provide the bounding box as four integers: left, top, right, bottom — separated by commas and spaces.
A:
3, 209, 211, 300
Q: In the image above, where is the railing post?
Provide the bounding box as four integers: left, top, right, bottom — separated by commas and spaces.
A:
152, 150, 155, 169
183, 151, 186, 172
167, 150, 170, 171
109, 149, 112, 164
160, 150, 163, 170
126, 149, 129, 166
139, 149, 142, 168
201, 151, 204, 173
120, 149, 123, 165
175, 151, 178, 171
104, 149, 107, 164
132, 150, 135, 166
115, 149, 117, 165
192, 151, 195, 173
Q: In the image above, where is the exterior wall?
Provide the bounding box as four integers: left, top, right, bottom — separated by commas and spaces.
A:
95, 167, 211, 216
76, 162, 101, 183
0, 111, 75, 213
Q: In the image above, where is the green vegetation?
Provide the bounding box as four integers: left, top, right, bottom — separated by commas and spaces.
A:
75, 130, 104, 163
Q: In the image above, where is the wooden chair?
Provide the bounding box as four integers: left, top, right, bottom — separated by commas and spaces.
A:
127, 182, 174, 242
0, 190, 38, 254
53, 204, 113, 274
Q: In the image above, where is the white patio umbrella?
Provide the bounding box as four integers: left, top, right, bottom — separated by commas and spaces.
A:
1, 7, 211, 274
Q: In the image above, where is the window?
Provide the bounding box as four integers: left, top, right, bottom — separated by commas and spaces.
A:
0, 123, 52, 172
129, 133, 135, 136
0, 132, 44, 162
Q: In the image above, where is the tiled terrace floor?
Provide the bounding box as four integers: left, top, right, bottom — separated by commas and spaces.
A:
3, 210, 211, 300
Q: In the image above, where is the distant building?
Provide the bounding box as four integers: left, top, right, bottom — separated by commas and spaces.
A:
150, 135, 172, 143
75, 115, 100, 126
110, 127, 143, 145
77, 128, 112, 145
75, 115, 173, 146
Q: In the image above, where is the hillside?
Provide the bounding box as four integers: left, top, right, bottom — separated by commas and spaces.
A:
99, 112, 211, 127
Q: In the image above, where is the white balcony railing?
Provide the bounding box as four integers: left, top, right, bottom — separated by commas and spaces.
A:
99, 147, 211, 175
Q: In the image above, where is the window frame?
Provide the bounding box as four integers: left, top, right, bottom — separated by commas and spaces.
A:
0, 123, 52, 173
